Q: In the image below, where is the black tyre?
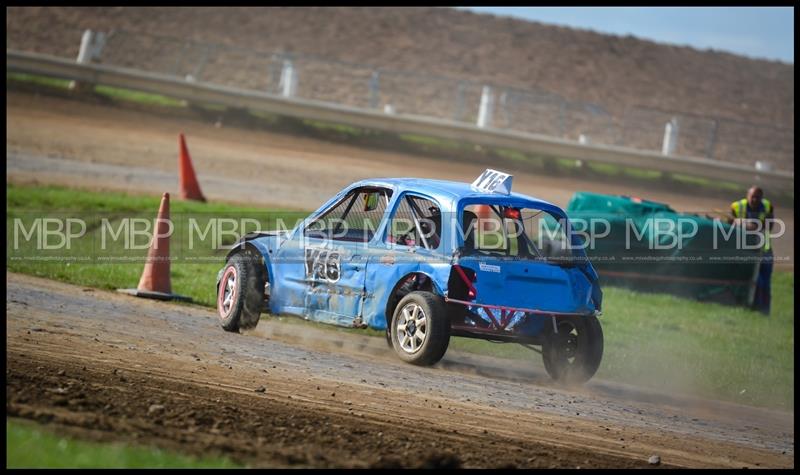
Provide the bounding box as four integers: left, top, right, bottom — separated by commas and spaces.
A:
217, 251, 265, 332
385, 326, 393, 349
542, 315, 603, 384
390, 291, 450, 366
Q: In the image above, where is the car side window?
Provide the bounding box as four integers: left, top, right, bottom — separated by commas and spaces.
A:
460, 204, 537, 258
305, 187, 392, 242
386, 195, 441, 250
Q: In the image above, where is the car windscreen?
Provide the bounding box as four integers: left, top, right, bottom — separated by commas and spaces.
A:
304, 187, 393, 243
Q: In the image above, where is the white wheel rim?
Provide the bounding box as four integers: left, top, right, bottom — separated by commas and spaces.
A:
219, 267, 237, 317
396, 303, 427, 354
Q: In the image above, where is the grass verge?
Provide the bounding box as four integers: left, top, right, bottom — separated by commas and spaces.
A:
6, 183, 302, 308
6, 419, 239, 468
6, 183, 794, 410
94, 84, 186, 107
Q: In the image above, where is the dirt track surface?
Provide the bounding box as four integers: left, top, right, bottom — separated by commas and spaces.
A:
6, 90, 794, 266
5, 272, 794, 468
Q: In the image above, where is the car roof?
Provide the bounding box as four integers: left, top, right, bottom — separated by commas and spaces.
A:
349, 177, 559, 211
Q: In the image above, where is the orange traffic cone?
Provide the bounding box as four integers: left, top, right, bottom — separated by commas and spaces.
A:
118, 193, 191, 302
178, 133, 206, 202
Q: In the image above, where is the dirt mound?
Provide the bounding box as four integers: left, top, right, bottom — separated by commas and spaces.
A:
7, 8, 795, 170
6, 7, 793, 126
7, 8, 793, 126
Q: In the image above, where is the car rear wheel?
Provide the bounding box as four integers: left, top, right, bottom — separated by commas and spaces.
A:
217, 251, 265, 332
390, 291, 450, 366
542, 315, 603, 384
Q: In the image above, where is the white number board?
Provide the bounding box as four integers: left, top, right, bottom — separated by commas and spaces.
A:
471, 169, 513, 195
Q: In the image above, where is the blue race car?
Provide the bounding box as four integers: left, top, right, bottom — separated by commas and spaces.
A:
216, 169, 604, 383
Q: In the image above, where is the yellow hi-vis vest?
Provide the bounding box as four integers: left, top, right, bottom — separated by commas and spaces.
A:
731, 198, 772, 251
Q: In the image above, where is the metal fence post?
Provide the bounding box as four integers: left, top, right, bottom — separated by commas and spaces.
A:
662, 117, 680, 155
190, 44, 213, 83
369, 70, 380, 108
268, 54, 282, 94
76, 29, 94, 64
279, 56, 298, 98
477, 85, 494, 128
69, 29, 105, 90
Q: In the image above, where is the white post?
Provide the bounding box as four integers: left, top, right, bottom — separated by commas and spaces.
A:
77, 29, 94, 64
69, 30, 106, 90
661, 117, 679, 155
754, 161, 773, 172
280, 59, 297, 98
477, 85, 494, 128
69, 29, 94, 90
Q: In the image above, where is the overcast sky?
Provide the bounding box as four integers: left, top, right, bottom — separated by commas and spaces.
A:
459, 7, 794, 64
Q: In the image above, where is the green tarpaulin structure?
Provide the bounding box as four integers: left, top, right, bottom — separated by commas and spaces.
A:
563, 192, 760, 306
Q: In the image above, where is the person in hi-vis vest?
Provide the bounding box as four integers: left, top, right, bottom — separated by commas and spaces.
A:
729, 186, 774, 315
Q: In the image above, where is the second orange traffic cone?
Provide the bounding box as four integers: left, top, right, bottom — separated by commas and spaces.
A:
117, 192, 191, 302
178, 133, 206, 202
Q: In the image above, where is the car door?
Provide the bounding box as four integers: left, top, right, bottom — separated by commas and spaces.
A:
270, 230, 310, 317
301, 187, 392, 326
363, 192, 446, 326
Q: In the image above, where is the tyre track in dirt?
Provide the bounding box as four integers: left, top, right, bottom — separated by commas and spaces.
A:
5, 272, 793, 468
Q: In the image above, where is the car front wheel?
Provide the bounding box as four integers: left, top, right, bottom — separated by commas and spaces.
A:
217, 251, 265, 332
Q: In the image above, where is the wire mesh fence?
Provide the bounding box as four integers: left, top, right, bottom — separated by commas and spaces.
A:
8, 27, 794, 172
